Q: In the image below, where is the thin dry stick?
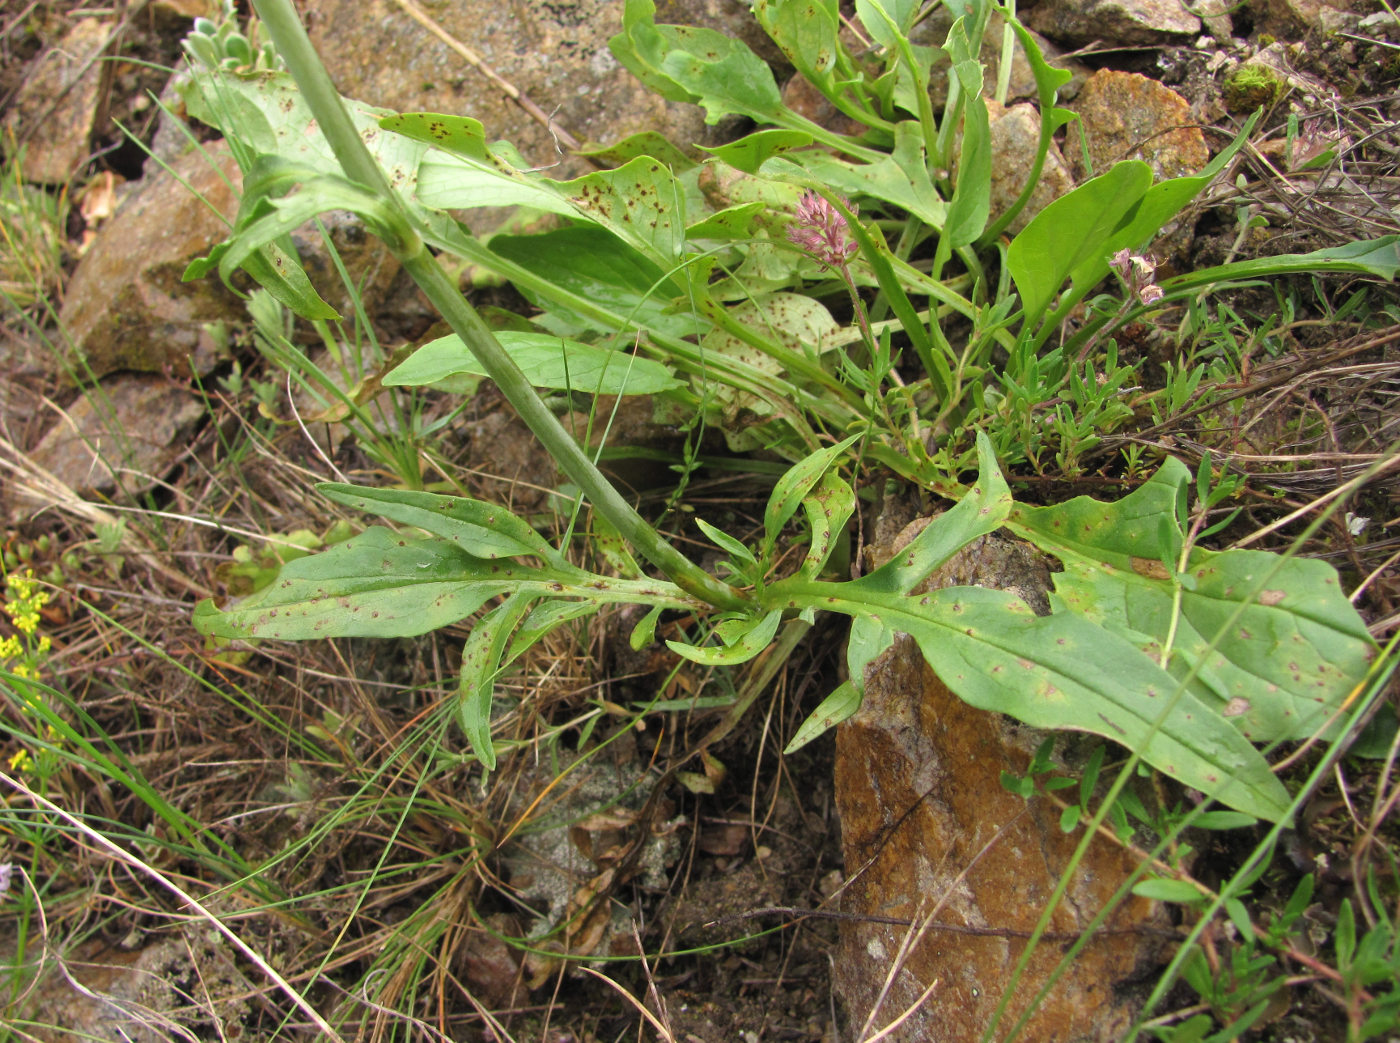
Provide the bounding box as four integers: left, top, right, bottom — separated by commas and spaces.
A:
863, 976, 942, 1043
856, 810, 1030, 1041
577, 966, 677, 1043
391, 0, 582, 153
1231, 454, 1400, 549
0, 770, 351, 1043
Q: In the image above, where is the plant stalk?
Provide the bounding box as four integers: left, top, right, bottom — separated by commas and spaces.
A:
250, 0, 747, 610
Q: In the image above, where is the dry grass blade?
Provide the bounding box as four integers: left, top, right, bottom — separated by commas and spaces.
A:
0, 769, 351, 1043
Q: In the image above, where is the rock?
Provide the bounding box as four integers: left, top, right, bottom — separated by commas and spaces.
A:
3, 18, 109, 184
55, 141, 244, 382
301, 0, 738, 178
832, 526, 1170, 1042
55, 135, 399, 382
1068, 69, 1209, 183
980, 100, 1075, 236
1256, 0, 1359, 37
0, 928, 261, 1043
12, 375, 205, 514
1027, 0, 1200, 47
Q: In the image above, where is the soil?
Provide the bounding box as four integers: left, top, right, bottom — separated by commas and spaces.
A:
1, 2, 1398, 1042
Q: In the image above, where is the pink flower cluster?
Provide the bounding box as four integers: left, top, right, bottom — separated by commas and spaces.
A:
1110, 247, 1164, 306
787, 191, 859, 268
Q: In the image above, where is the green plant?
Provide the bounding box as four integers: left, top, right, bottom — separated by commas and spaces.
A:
179, 0, 1395, 827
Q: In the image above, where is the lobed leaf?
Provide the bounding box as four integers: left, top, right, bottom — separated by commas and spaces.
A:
610, 0, 786, 125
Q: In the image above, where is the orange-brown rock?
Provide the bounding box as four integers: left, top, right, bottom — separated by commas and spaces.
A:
1068, 70, 1209, 183
832, 532, 1170, 1042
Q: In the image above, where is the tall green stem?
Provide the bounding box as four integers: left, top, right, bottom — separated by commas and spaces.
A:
250, 0, 747, 611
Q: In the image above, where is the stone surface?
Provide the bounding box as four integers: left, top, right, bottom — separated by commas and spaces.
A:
1257, 0, 1361, 36
0, 928, 260, 1043
832, 525, 1169, 1042
13, 375, 205, 513
981, 100, 1076, 236
3, 18, 109, 185
55, 141, 244, 382
301, 0, 744, 176
1027, 0, 1201, 47
1068, 69, 1210, 183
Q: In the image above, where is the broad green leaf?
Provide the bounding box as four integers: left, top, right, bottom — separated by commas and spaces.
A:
1104, 112, 1259, 257
838, 431, 1008, 703
764, 434, 862, 556
785, 678, 862, 753
800, 470, 856, 578
755, 0, 843, 97
549, 156, 688, 264
699, 130, 814, 175
489, 226, 703, 340
669, 609, 784, 665
378, 112, 492, 162
1007, 160, 1153, 323
685, 201, 766, 241
383, 331, 683, 397
766, 122, 948, 227
316, 483, 557, 561
829, 583, 1292, 821
610, 0, 785, 125
413, 150, 579, 215
944, 95, 990, 250
458, 592, 539, 770
181, 68, 426, 193
701, 292, 842, 447
854, 0, 922, 48
193, 528, 691, 643
577, 131, 696, 171
191, 527, 526, 640
1041, 114, 1261, 325
1010, 461, 1377, 742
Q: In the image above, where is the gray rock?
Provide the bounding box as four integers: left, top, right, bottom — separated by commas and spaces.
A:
3, 18, 109, 184
300, 0, 748, 178
981, 100, 1075, 236
1256, 0, 1361, 36
16, 375, 205, 511
55, 141, 244, 382
1027, 0, 1201, 47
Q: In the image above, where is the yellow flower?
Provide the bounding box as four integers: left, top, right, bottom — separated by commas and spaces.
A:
7, 748, 31, 773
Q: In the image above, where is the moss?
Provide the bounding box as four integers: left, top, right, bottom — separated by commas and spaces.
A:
1222, 62, 1287, 113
